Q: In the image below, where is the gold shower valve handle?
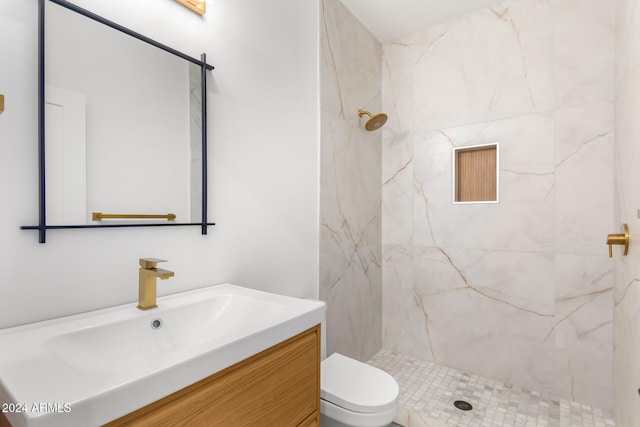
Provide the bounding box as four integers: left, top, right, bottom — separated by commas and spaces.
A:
607, 223, 629, 258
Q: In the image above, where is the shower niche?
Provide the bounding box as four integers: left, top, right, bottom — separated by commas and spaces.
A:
453, 143, 499, 204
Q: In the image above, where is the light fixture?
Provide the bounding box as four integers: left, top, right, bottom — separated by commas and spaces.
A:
175, 0, 206, 15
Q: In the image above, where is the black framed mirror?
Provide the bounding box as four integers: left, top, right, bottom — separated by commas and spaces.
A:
21, 0, 214, 243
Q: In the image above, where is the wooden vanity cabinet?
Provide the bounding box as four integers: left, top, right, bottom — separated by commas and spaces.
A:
105, 325, 321, 427
0, 412, 10, 427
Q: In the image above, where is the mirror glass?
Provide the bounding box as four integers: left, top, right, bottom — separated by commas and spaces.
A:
45, 1, 202, 225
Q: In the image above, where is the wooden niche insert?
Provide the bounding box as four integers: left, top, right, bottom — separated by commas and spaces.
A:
454, 144, 498, 203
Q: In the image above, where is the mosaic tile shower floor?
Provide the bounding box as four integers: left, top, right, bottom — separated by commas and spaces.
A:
367, 349, 615, 427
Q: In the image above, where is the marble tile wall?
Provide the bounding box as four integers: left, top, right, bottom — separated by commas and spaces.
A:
382, 0, 614, 409
613, 0, 640, 424
319, 0, 383, 361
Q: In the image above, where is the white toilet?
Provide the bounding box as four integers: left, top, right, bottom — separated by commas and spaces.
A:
320, 352, 399, 427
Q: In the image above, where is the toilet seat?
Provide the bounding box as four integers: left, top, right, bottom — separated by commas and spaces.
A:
321, 353, 399, 414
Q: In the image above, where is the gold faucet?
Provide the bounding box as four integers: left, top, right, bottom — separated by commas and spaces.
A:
137, 258, 174, 310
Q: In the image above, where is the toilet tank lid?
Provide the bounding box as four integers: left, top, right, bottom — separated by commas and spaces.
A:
321, 353, 399, 414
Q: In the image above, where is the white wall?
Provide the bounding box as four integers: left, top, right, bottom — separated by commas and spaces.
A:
0, 0, 320, 329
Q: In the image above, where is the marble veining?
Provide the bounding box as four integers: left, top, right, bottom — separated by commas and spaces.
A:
382, 0, 614, 410
614, 0, 640, 424
320, 0, 382, 362
321, 0, 618, 414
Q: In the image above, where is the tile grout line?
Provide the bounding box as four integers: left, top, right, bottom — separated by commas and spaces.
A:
367, 349, 615, 427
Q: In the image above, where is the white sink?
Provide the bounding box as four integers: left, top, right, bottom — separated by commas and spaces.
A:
0, 284, 325, 427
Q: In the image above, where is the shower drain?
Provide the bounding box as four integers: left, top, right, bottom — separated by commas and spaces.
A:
453, 400, 473, 411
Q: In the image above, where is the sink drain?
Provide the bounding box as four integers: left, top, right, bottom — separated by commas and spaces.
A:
454, 400, 473, 411
150, 318, 163, 329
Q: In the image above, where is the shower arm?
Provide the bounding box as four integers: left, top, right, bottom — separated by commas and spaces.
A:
358, 109, 374, 119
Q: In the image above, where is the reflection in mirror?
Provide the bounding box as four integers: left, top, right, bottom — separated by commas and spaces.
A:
45, 1, 202, 225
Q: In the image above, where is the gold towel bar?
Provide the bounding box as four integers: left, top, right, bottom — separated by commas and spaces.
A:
92, 212, 176, 221
175, 0, 206, 15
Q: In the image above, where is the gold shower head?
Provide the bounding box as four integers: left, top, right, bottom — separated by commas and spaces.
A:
358, 109, 388, 131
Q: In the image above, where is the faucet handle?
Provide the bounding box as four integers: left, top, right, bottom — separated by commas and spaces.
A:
606, 224, 629, 258
140, 258, 168, 268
